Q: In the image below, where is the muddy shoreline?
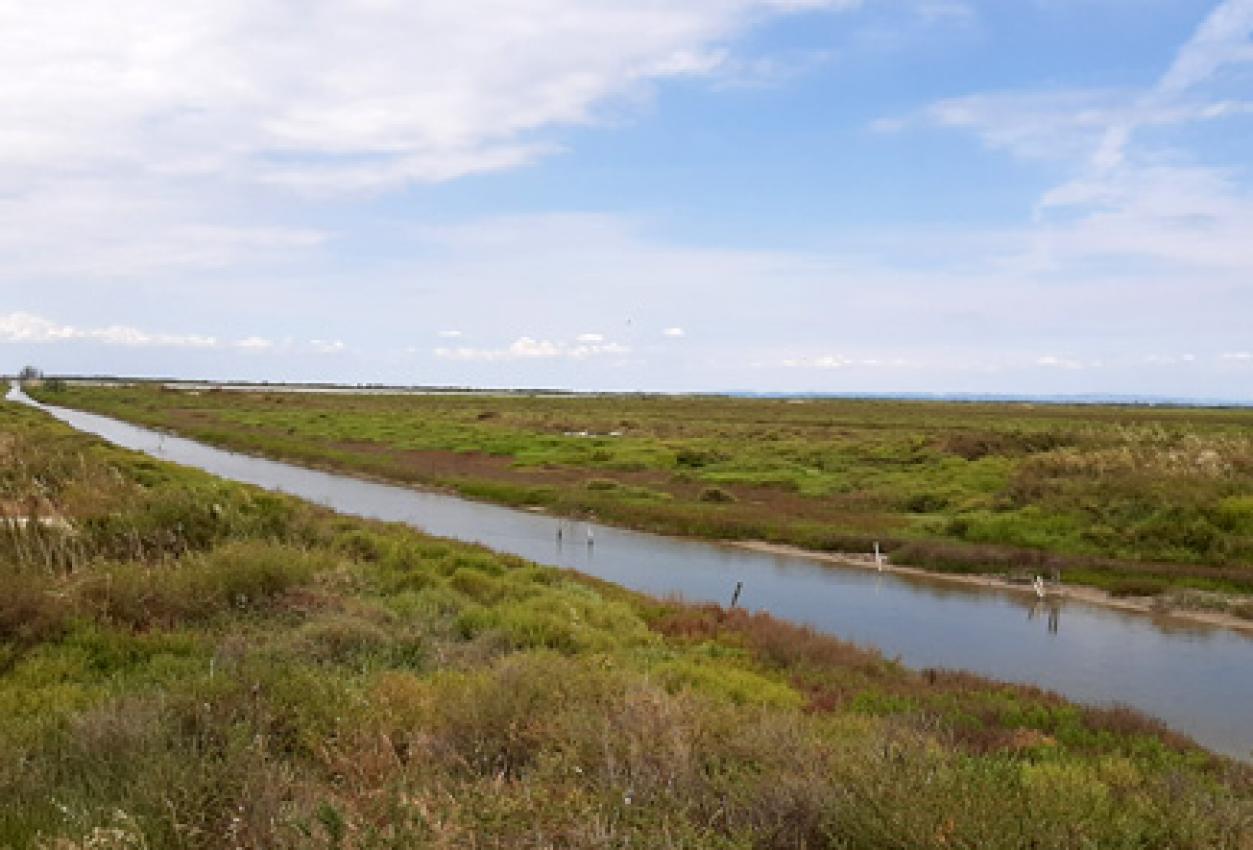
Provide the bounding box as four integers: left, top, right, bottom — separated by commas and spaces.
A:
733, 540, 1253, 636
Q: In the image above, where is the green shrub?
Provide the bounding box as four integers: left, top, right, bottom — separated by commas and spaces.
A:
294, 613, 393, 665
653, 658, 802, 708
448, 567, 507, 604
73, 542, 329, 629
1216, 495, 1253, 533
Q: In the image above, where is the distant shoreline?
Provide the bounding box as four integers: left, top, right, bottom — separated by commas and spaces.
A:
15, 377, 1253, 409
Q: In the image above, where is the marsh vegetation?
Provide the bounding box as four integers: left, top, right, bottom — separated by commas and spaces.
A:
36, 385, 1253, 607
4, 399, 1252, 847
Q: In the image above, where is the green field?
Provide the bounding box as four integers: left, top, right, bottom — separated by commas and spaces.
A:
34, 384, 1253, 607
3, 398, 1252, 847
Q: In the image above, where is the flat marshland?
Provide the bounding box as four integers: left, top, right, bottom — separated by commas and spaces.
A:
38, 384, 1253, 616
2, 400, 1252, 847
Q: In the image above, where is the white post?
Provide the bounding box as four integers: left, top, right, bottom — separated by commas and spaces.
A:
873, 541, 883, 571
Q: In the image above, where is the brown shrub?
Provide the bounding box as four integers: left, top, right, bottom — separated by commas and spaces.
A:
0, 573, 67, 653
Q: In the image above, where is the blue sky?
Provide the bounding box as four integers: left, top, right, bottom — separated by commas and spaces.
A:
1, 0, 1251, 396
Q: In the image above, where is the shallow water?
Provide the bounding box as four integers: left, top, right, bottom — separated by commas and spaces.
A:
11, 384, 1253, 759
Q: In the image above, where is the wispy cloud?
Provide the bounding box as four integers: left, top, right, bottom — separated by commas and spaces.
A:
896, 0, 1253, 169
916, 0, 975, 25
435, 336, 631, 362
1143, 353, 1198, 365
0, 312, 219, 349
0, 1, 859, 196
781, 355, 904, 369
0, 312, 345, 356
1036, 355, 1088, 370
1158, 0, 1253, 95
880, 0, 1253, 280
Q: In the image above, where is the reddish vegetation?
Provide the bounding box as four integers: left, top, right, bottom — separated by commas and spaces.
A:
652, 604, 887, 674
649, 603, 1213, 759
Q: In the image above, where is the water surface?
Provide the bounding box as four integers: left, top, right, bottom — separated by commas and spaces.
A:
11, 385, 1252, 759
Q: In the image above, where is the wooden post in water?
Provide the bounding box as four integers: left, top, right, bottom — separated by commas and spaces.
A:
873, 541, 883, 571
729, 581, 743, 610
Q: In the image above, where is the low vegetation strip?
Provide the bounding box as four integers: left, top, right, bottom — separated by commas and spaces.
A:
33, 384, 1253, 606
1, 397, 1251, 847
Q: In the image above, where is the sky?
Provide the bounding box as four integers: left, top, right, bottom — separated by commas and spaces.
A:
1, 0, 1251, 397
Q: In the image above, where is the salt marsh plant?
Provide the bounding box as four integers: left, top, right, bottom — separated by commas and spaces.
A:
36, 384, 1253, 602
2, 400, 1251, 848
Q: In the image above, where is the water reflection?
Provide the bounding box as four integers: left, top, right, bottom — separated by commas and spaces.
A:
1027, 599, 1062, 635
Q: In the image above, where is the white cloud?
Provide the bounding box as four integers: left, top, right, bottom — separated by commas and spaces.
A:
435, 336, 631, 362
0, 311, 219, 349
0, 0, 865, 284
905, 0, 1253, 172
309, 339, 347, 354
1158, 0, 1253, 95
437, 330, 465, 339
0, 1, 856, 195
0, 312, 345, 359
576, 333, 606, 343
1, 2, 1247, 397
784, 355, 852, 369
1144, 353, 1198, 365
902, 89, 1252, 166
885, 0, 1253, 281
352, 209, 1251, 394
1220, 351, 1253, 361
781, 354, 899, 369
1031, 163, 1253, 271
1036, 355, 1086, 370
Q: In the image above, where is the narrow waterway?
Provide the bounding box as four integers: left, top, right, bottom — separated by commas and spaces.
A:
11, 385, 1253, 759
